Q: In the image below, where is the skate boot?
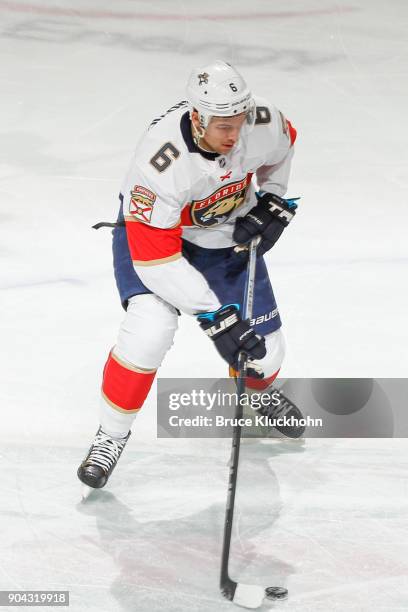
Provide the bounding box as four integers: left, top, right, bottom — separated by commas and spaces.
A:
255, 387, 305, 439
77, 426, 131, 489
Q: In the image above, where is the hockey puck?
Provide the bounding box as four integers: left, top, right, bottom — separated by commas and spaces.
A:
265, 586, 288, 600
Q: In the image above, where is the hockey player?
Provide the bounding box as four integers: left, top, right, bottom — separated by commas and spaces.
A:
78, 60, 303, 491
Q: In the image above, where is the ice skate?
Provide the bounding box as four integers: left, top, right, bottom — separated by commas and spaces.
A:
254, 386, 305, 439
77, 427, 130, 497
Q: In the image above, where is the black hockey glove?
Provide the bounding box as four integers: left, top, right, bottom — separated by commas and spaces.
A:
233, 193, 298, 257
197, 304, 266, 368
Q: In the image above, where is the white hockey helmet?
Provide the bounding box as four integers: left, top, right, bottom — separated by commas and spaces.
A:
186, 60, 255, 129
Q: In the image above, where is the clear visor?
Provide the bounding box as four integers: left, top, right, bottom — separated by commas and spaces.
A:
199, 98, 256, 138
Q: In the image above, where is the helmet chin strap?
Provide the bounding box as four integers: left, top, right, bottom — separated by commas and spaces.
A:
192, 121, 206, 145
191, 122, 208, 149
191, 121, 216, 153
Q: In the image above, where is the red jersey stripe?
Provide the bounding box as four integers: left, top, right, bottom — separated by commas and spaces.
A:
286, 120, 297, 146
180, 204, 193, 226
125, 219, 182, 263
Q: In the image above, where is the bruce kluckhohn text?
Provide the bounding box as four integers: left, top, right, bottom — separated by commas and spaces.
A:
168, 414, 322, 428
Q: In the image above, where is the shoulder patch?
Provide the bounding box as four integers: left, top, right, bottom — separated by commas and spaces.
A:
255, 106, 271, 125
129, 185, 156, 223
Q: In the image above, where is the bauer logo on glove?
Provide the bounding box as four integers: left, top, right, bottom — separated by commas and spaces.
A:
202, 311, 239, 338
197, 304, 266, 368
233, 193, 298, 257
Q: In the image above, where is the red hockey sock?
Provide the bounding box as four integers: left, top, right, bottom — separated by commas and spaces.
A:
246, 369, 280, 390
102, 351, 156, 413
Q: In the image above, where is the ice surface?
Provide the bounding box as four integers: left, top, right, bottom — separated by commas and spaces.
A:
1, 1, 408, 610
2, 439, 408, 611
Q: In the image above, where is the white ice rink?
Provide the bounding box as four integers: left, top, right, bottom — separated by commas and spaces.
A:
1, 1, 408, 611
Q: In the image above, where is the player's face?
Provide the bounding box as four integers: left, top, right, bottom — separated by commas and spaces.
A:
193, 113, 247, 155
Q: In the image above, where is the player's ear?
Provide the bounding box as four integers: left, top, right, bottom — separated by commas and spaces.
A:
191, 109, 199, 126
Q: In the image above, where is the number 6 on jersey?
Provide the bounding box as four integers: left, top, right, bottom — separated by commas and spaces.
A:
150, 142, 180, 173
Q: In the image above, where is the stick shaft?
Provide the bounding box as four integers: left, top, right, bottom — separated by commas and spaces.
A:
242, 236, 260, 320
220, 237, 259, 599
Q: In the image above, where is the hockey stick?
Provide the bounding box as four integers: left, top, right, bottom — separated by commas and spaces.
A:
220, 236, 288, 609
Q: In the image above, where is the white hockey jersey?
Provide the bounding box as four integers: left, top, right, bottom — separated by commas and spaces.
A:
120, 97, 296, 315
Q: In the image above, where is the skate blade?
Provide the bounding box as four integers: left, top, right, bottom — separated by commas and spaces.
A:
81, 484, 94, 501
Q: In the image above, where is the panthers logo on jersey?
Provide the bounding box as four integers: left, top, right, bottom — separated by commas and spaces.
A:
189, 175, 251, 228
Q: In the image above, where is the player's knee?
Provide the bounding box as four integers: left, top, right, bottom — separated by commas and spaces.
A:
115, 294, 178, 369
